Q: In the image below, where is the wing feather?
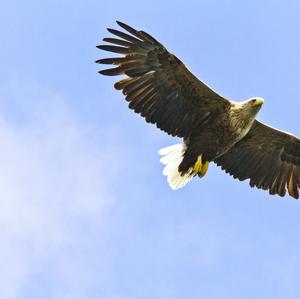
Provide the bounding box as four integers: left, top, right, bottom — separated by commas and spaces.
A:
215, 120, 300, 199
107, 28, 142, 44
97, 21, 230, 137
102, 37, 133, 47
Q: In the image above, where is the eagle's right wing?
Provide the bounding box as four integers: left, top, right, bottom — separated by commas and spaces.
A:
215, 120, 300, 199
97, 21, 230, 138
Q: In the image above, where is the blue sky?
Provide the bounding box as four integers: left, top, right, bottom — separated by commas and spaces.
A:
1, 0, 300, 298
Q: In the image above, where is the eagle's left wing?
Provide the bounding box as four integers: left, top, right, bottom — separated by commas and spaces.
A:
215, 120, 300, 199
96, 21, 230, 138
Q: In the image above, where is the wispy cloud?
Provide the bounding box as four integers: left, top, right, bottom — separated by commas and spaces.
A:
0, 78, 120, 299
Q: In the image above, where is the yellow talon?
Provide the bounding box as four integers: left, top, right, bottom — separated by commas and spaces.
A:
199, 160, 209, 177
193, 154, 209, 178
193, 155, 202, 174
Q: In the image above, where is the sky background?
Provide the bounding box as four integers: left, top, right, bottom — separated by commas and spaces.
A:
1, 0, 300, 298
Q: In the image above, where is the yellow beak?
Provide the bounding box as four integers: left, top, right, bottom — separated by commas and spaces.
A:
254, 98, 264, 106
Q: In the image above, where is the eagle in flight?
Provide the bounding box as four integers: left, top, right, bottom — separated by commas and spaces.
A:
97, 21, 300, 199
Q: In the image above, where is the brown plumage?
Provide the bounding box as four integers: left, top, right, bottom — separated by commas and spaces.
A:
215, 121, 300, 198
97, 21, 300, 199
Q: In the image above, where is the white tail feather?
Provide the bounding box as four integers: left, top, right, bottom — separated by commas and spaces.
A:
158, 143, 193, 189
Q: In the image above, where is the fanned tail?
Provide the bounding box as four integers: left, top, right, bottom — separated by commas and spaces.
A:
158, 144, 193, 189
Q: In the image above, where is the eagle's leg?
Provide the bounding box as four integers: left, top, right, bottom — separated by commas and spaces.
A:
193, 154, 209, 178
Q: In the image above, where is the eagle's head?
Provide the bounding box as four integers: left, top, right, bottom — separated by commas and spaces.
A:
245, 97, 264, 110
238, 97, 264, 117
230, 97, 264, 131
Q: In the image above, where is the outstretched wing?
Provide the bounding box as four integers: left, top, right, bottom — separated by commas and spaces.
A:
215, 120, 300, 199
96, 21, 230, 137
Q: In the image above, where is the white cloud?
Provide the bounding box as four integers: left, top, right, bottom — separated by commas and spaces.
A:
0, 79, 120, 299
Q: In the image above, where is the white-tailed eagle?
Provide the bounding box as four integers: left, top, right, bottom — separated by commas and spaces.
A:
97, 21, 300, 199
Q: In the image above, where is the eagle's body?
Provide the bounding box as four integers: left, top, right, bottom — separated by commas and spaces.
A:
97, 21, 300, 199
179, 100, 259, 172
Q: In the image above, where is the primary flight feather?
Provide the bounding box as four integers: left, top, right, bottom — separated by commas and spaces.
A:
97, 21, 300, 199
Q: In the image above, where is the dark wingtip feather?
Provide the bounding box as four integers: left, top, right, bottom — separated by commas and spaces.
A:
98, 70, 109, 75
116, 21, 139, 36
107, 27, 142, 44
114, 78, 133, 90
95, 58, 109, 64
99, 69, 115, 76
102, 37, 132, 47
107, 27, 119, 36
95, 57, 128, 65
114, 81, 123, 90
139, 30, 160, 45
99, 67, 124, 76
96, 44, 129, 54
116, 20, 126, 27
